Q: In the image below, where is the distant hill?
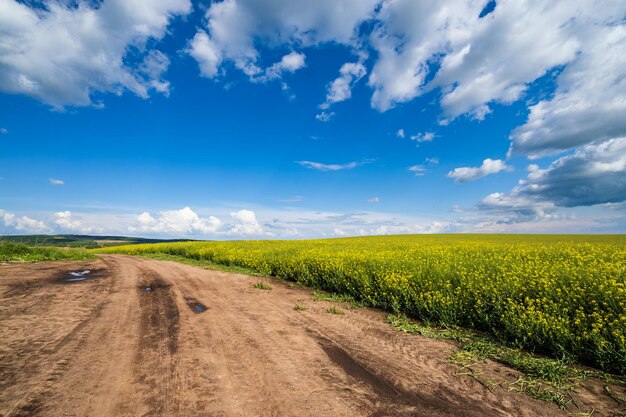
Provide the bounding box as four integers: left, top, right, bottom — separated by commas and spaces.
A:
0, 234, 195, 248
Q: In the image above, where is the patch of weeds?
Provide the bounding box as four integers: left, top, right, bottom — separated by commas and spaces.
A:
312, 291, 367, 309
253, 281, 272, 290
508, 376, 570, 409
293, 304, 307, 311
326, 306, 345, 315
603, 385, 626, 407
387, 314, 468, 341
387, 313, 608, 410
454, 339, 585, 409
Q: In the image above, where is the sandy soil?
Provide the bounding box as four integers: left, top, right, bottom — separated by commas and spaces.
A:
0, 255, 624, 417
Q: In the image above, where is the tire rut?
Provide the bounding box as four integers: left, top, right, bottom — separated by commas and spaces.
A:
135, 272, 182, 417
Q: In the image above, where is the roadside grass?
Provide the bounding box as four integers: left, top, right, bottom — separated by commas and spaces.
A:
326, 306, 345, 315
253, 281, 272, 290
387, 313, 625, 409
0, 241, 94, 263
293, 304, 307, 311
312, 291, 367, 309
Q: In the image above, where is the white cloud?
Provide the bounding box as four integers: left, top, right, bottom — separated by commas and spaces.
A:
187, 0, 378, 80
298, 159, 372, 171
49, 178, 64, 186
368, 197, 380, 203
448, 158, 510, 183
264, 51, 306, 80
130, 207, 222, 235
229, 209, 263, 235
368, 0, 582, 116
0, 210, 15, 227
0, 209, 49, 232
0, 0, 191, 109
54, 210, 100, 233
333, 228, 346, 236
320, 61, 366, 109
396, 128, 405, 138
410, 132, 435, 143
187, 31, 223, 78
0, 128, 7, 134
315, 111, 335, 122
509, 22, 626, 157
408, 165, 427, 176
408, 157, 438, 176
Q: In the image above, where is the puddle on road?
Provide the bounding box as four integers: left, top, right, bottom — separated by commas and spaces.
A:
58, 269, 105, 284
193, 304, 206, 313
185, 297, 207, 314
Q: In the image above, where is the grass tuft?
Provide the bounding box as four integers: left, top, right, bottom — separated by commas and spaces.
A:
253, 281, 272, 290
326, 306, 345, 315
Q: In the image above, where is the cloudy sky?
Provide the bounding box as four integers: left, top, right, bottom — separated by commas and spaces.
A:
1, 0, 625, 238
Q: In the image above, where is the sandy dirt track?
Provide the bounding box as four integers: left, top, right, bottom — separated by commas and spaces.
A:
1, 255, 624, 417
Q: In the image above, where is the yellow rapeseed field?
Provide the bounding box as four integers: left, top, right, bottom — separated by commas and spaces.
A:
98, 234, 626, 374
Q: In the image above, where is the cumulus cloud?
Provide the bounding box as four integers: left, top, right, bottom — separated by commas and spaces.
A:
369, 1, 581, 116
509, 22, 626, 157
229, 209, 263, 235
187, 31, 223, 78
368, 197, 380, 203
474, 138, 626, 225
264, 51, 306, 80
54, 210, 100, 233
516, 137, 626, 207
0, 128, 7, 134
49, 178, 64, 186
448, 159, 510, 183
0, 209, 49, 232
130, 207, 222, 235
396, 128, 405, 138
298, 159, 372, 171
187, 0, 378, 80
320, 61, 366, 109
366, 0, 626, 163
0, 0, 191, 108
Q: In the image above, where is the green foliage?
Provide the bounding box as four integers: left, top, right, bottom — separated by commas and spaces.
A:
326, 306, 345, 315
0, 242, 94, 263
389, 314, 593, 408
1, 234, 192, 248
293, 304, 307, 311
253, 281, 272, 290
96, 234, 626, 374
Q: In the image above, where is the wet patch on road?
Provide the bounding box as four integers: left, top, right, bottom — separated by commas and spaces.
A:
184, 297, 207, 314
53, 268, 107, 284
138, 275, 179, 354
135, 273, 181, 416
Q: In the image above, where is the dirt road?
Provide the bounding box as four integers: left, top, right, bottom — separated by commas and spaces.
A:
0, 255, 623, 417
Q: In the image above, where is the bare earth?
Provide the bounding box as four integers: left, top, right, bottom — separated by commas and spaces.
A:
1, 255, 624, 417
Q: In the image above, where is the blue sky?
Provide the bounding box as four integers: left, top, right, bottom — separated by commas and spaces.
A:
1, 0, 625, 238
